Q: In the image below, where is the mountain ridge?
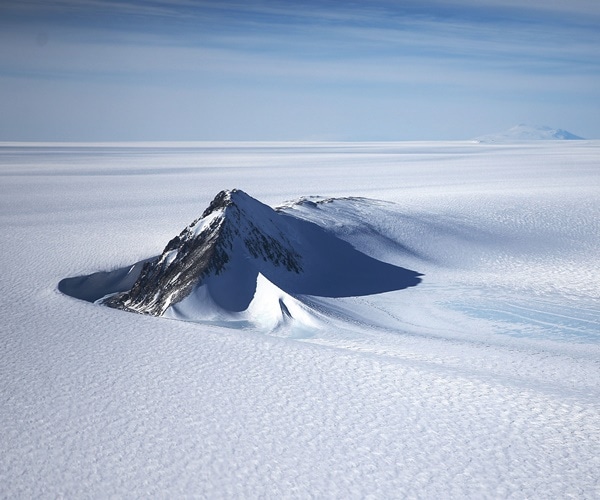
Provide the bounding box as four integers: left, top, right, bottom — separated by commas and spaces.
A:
94, 189, 422, 324
103, 189, 303, 315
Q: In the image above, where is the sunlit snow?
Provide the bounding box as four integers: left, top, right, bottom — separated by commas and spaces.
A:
1, 141, 599, 498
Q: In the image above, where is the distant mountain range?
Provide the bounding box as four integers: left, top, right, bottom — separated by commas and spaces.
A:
474, 124, 585, 143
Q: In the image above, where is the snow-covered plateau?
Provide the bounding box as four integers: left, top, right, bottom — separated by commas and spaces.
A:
1, 141, 599, 498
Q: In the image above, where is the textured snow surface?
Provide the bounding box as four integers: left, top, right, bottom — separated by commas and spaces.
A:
1, 141, 599, 498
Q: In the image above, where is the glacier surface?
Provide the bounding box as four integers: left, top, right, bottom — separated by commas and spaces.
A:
1, 141, 599, 498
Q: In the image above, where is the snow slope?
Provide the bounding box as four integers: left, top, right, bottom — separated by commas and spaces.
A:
1, 141, 599, 498
80, 188, 420, 319
475, 124, 585, 142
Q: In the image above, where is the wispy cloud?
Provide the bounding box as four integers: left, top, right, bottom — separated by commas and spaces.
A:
0, 0, 598, 139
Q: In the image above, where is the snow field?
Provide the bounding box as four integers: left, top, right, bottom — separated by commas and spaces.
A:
2, 300, 598, 498
1, 141, 599, 497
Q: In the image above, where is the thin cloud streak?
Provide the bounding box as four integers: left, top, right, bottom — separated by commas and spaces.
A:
1, 17, 596, 86
0, 0, 598, 140
0, 39, 591, 93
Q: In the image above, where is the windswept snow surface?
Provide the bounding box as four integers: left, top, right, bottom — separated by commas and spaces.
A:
1, 141, 600, 498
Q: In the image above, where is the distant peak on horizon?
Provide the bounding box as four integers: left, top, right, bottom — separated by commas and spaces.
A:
474, 124, 585, 143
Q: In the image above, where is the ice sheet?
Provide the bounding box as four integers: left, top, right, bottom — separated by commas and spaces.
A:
1, 141, 599, 498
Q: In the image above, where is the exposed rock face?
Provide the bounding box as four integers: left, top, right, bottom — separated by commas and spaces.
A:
103, 189, 302, 315
99, 189, 423, 319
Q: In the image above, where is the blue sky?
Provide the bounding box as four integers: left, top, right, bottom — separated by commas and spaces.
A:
1, 0, 599, 140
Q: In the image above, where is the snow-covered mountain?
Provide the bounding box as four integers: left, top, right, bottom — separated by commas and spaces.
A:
90, 189, 422, 326
102, 189, 302, 316
474, 124, 584, 142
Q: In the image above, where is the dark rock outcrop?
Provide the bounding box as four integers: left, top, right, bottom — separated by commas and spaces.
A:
103, 189, 302, 315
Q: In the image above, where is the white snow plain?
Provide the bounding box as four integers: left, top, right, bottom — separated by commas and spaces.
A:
1, 141, 599, 498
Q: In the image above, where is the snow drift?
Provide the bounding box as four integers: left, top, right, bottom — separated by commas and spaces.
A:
59, 189, 422, 328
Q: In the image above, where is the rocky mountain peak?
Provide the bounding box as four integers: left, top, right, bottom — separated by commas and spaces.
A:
103, 189, 302, 315
200, 188, 245, 218
63, 191, 422, 322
